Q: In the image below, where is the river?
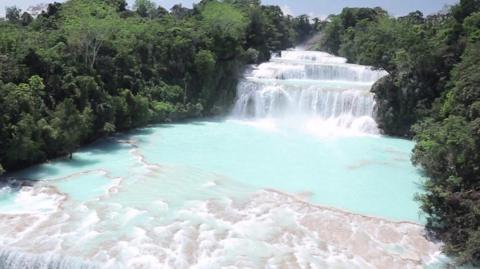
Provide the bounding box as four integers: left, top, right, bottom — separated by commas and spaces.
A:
0, 50, 446, 268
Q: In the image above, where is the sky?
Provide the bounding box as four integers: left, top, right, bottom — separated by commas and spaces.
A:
1, 0, 460, 18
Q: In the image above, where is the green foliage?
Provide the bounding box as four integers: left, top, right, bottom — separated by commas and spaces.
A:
5, 6, 21, 23
5, 113, 44, 165
51, 98, 94, 157
413, 116, 475, 181
293, 15, 314, 43
20, 12, 33, 26
318, 17, 343, 54
452, 0, 480, 22
319, 2, 480, 265
133, 0, 156, 18
143, 83, 184, 103
413, 116, 480, 265
449, 42, 480, 118
103, 122, 116, 134
105, 0, 127, 12
62, 0, 121, 70
151, 101, 175, 122
195, 50, 216, 77
463, 12, 480, 42
244, 4, 296, 61
244, 47, 259, 63
318, 7, 387, 55
201, 1, 247, 40
0, 0, 308, 173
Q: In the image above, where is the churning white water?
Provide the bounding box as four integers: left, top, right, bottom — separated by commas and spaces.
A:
233, 50, 387, 135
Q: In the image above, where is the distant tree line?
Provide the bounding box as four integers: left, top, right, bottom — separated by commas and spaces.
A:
0, 0, 318, 174
316, 0, 480, 265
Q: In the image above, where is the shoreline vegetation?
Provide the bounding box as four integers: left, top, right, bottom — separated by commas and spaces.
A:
315, 0, 480, 265
0, 0, 479, 266
0, 0, 318, 173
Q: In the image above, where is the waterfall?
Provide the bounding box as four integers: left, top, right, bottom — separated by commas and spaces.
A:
232, 50, 387, 135
0, 248, 102, 269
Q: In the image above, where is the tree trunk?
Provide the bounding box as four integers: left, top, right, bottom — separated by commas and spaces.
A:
183, 78, 188, 104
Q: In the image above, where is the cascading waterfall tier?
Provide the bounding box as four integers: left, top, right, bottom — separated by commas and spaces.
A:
233, 50, 388, 134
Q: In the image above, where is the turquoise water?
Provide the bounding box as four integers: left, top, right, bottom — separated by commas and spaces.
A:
2, 118, 422, 222
0, 50, 443, 268
138, 119, 422, 222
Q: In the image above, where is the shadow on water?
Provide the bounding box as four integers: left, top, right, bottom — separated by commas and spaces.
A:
3, 139, 128, 181
146, 117, 228, 129
120, 117, 228, 144
9, 164, 61, 180
2, 118, 228, 183
0, 177, 38, 197
194, 116, 228, 123
84, 138, 132, 154
124, 126, 160, 136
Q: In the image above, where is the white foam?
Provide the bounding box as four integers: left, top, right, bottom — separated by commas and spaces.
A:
233, 118, 278, 132
0, 179, 444, 269
0, 186, 62, 215
232, 50, 386, 137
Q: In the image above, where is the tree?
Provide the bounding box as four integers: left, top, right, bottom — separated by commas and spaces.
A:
5, 6, 21, 23
105, 0, 128, 12
293, 15, 314, 43
62, 0, 120, 70
51, 99, 93, 158
20, 12, 33, 26
261, 5, 296, 52
452, 0, 480, 22
201, 1, 247, 60
170, 4, 191, 19
320, 16, 343, 54
134, 0, 156, 18
4, 114, 44, 165
194, 50, 216, 78
413, 116, 479, 265
201, 1, 247, 40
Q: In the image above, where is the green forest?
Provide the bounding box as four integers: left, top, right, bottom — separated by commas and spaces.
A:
1, 0, 480, 266
0, 0, 315, 173
316, 0, 480, 265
